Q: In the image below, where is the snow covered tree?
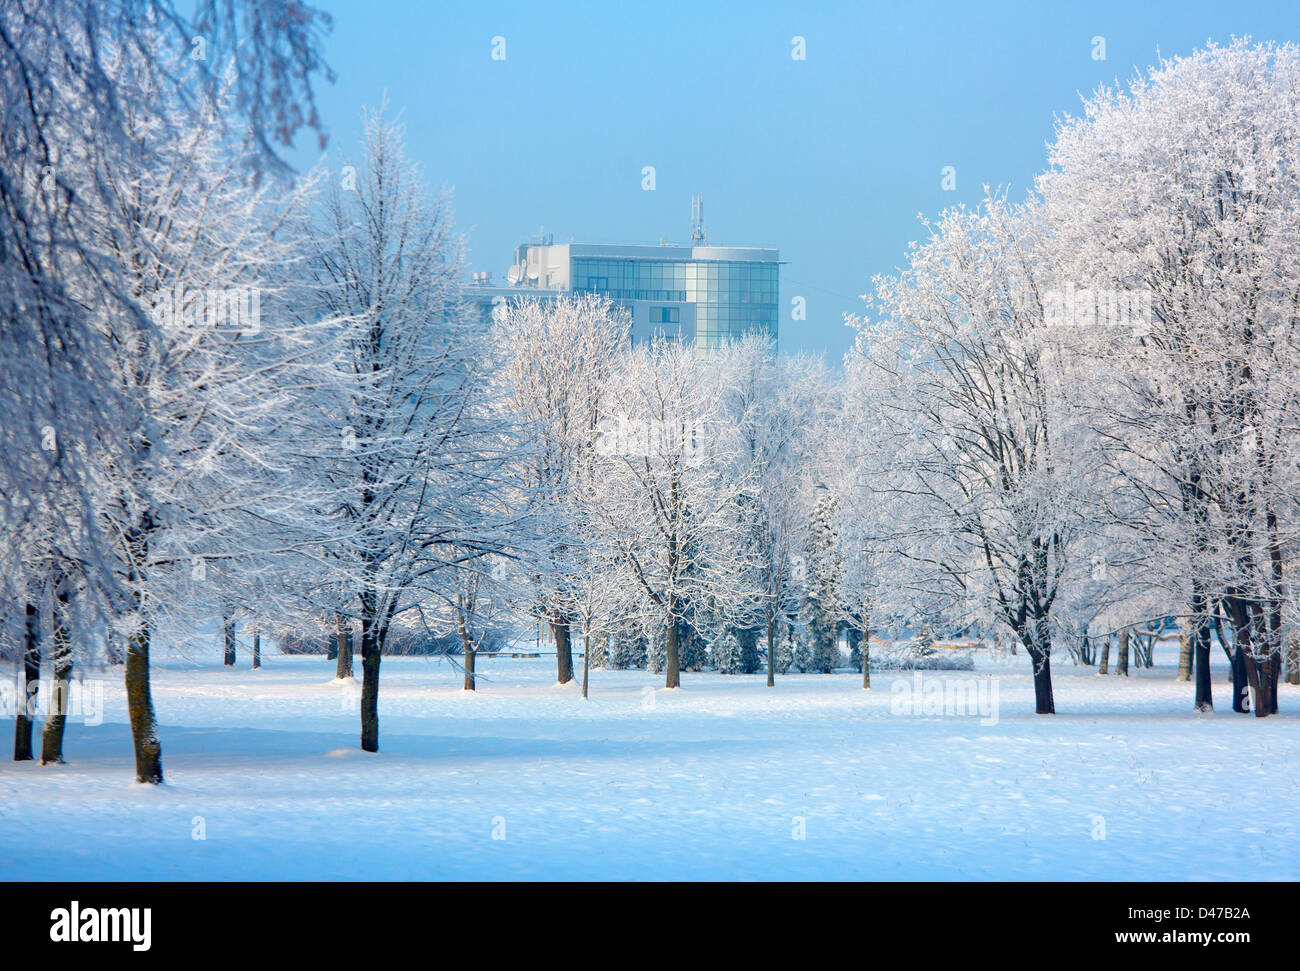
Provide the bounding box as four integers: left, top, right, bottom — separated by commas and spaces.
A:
1038, 39, 1300, 716
803, 486, 844, 673
0, 1, 334, 781
648, 626, 667, 674
609, 630, 648, 670
568, 540, 623, 698
587, 633, 608, 670
792, 633, 812, 674
677, 619, 706, 673
850, 196, 1100, 714
0, 0, 333, 600
80, 56, 328, 782
297, 108, 513, 751
589, 337, 756, 688
828, 393, 888, 691
606, 631, 629, 669
493, 293, 629, 685
736, 628, 762, 675
773, 631, 795, 675
448, 552, 511, 692
711, 630, 740, 674
710, 335, 832, 686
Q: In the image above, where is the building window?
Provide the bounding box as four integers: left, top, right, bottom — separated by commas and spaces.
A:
650, 306, 680, 324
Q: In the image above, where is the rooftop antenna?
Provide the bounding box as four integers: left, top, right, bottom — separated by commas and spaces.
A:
690, 195, 706, 246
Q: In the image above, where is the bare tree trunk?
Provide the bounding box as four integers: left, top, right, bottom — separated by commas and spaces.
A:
1241, 649, 1266, 717
1177, 633, 1192, 682
551, 614, 574, 685
1028, 645, 1055, 714
1230, 629, 1250, 714
464, 645, 477, 691
1192, 594, 1213, 711
126, 621, 163, 783
1266, 513, 1285, 713
455, 594, 477, 691
1232, 600, 1253, 712
41, 586, 73, 765
665, 609, 680, 689
1116, 629, 1130, 677
766, 618, 776, 687
335, 611, 353, 680
252, 628, 261, 669
1238, 602, 1277, 718
1287, 631, 1300, 686
1098, 633, 1110, 675
360, 618, 381, 752
222, 607, 236, 666
861, 607, 871, 689
581, 630, 589, 699
1194, 634, 1214, 709
13, 602, 40, 761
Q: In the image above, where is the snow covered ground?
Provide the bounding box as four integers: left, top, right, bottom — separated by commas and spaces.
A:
2, 643, 1298, 880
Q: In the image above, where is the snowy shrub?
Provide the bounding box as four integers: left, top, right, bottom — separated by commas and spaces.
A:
871, 640, 975, 671
712, 631, 740, 674
738, 630, 763, 674
793, 635, 812, 674
608, 631, 647, 669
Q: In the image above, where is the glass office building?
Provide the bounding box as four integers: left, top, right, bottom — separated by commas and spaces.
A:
467, 239, 780, 352
571, 253, 778, 352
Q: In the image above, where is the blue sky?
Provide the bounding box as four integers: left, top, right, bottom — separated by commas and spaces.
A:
288, 0, 1300, 358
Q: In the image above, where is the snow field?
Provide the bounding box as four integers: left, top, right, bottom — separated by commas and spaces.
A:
1, 643, 1296, 880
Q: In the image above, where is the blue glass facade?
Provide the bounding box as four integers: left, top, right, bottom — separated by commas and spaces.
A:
468, 241, 780, 352
571, 256, 778, 351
